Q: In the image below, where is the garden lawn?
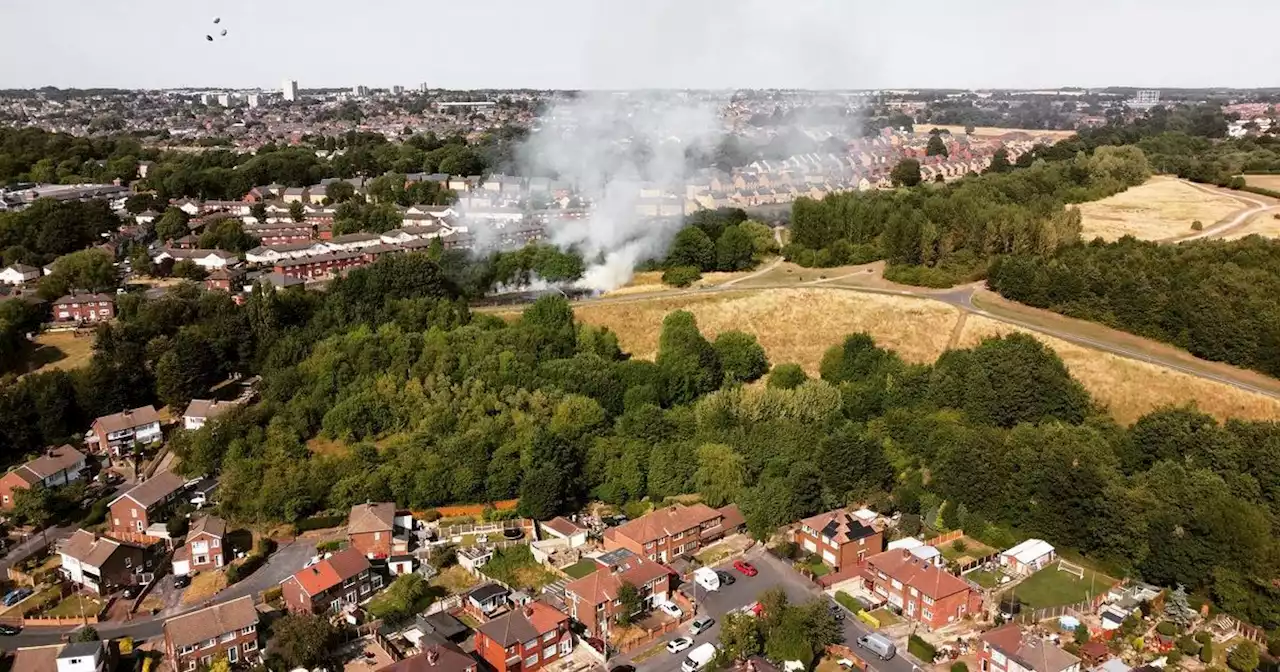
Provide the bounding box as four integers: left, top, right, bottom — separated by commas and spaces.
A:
46, 593, 103, 618
1005, 565, 1115, 610
562, 560, 599, 579
966, 569, 1003, 590
798, 557, 832, 577
431, 565, 479, 595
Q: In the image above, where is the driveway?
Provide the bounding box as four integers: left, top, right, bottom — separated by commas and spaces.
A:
2, 538, 317, 648
612, 548, 922, 672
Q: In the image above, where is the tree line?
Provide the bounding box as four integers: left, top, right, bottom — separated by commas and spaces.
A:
988, 236, 1280, 378
785, 145, 1151, 286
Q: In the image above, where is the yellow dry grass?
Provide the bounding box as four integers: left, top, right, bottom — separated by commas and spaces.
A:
1221, 208, 1280, 240
181, 570, 228, 605
24, 330, 97, 375
571, 288, 962, 370
602, 270, 753, 297
1077, 177, 1243, 241
1243, 175, 1280, 191
958, 315, 1280, 424
915, 124, 1077, 141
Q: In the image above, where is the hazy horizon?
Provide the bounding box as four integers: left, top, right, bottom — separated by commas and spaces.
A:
3, 0, 1279, 91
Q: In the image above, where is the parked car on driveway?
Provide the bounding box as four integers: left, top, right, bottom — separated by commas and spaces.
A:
715, 570, 735, 585
733, 560, 758, 576
689, 616, 715, 636
667, 637, 693, 654
2, 588, 31, 607
174, 574, 191, 589
659, 601, 684, 619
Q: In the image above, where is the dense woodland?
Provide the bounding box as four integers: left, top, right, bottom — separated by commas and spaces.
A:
989, 236, 1280, 378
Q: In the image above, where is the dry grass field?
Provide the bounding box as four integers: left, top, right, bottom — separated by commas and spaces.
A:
915, 124, 1077, 141
1221, 209, 1280, 240
602, 270, 750, 297
1077, 177, 1244, 241
570, 288, 962, 368
1243, 174, 1280, 191
565, 287, 1280, 425
23, 330, 96, 375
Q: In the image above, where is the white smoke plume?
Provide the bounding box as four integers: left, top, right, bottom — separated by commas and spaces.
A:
514, 91, 728, 291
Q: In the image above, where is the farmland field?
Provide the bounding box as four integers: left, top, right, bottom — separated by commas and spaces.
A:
1221, 208, 1280, 240
1077, 177, 1244, 241
1243, 174, 1280, 191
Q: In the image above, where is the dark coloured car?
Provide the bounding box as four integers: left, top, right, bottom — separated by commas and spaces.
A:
829, 603, 845, 620
174, 574, 192, 589
610, 666, 635, 672
0, 623, 21, 636
716, 570, 735, 585
122, 585, 140, 599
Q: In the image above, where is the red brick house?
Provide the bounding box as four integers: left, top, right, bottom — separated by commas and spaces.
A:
348, 502, 396, 559
273, 251, 366, 280
563, 549, 671, 639
204, 267, 246, 292
172, 515, 227, 576
108, 471, 187, 544
795, 508, 884, 571
164, 595, 260, 669
475, 601, 572, 672
88, 405, 162, 455
57, 529, 149, 594
978, 624, 1082, 672
860, 548, 981, 630
0, 445, 88, 510
280, 548, 382, 614
52, 293, 115, 323
603, 503, 744, 563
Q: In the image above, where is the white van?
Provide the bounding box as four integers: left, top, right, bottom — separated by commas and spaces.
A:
856, 633, 897, 660
693, 567, 721, 592
682, 642, 718, 672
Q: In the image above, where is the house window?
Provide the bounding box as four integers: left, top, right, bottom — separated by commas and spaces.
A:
374, 532, 381, 541
331, 599, 342, 612
201, 656, 212, 667
136, 521, 144, 532
131, 508, 138, 518
205, 638, 217, 649
543, 631, 557, 642
922, 608, 933, 621
544, 645, 556, 660
241, 625, 255, 635
922, 595, 934, 606
243, 640, 258, 653
187, 661, 197, 672
124, 557, 132, 568
524, 654, 539, 668
221, 632, 236, 643
212, 539, 219, 548
227, 647, 239, 663
372, 575, 383, 589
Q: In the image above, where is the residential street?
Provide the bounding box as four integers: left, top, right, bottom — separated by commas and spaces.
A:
1, 538, 316, 648
610, 547, 922, 672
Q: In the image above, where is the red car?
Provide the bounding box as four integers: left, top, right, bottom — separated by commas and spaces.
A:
734, 560, 758, 576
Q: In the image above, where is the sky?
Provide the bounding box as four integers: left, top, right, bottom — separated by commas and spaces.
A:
3, 0, 1279, 90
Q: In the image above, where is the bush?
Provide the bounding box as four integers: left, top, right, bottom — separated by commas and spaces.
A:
909, 635, 937, 661
1201, 640, 1215, 664
293, 515, 345, 532
774, 541, 798, 560
1177, 635, 1201, 655
834, 591, 863, 614
662, 266, 702, 288
952, 540, 967, 553
1227, 642, 1259, 672
1191, 220, 1204, 231
262, 586, 283, 606
257, 538, 278, 556
951, 664, 969, 672
315, 540, 344, 553
421, 509, 441, 522
82, 498, 110, 525
437, 515, 477, 528
1156, 621, 1178, 637
227, 554, 266, 584
1167, 649, 1183, 666
1196, 631, 1214, 645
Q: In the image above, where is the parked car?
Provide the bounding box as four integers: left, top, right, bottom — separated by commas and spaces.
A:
667, 637, 693, 654
715, 570, 735, 585
2, 588, 32, 607
689, 616, 715, 636
0, 623, 21, 636
609, 666, 635, 672
733, 560, 758, 577
121, 585, 140, 599
174, 574, 192, 589
829, 603, 845, 620
659, 601, 685, 619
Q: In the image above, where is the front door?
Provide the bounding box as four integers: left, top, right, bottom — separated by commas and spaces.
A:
215, 554, 224, 568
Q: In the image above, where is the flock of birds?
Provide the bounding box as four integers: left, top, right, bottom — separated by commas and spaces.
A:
205, 16, 227, 41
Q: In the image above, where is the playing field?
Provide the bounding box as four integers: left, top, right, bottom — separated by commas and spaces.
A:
1005, 563, 1115, 610
1077, 177, 1244, 241
23, 329, 97, 376
914, 124, 1077, 141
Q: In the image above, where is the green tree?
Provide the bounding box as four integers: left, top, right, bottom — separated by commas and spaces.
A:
155, 207, 190, 242
926, 135, 950, 158
715, 225, 755, 272
952, 664, 969, 672
155, 331, 220, 409
1074, 623, 1090, 644
739, 220, 778, 257
289, 200, 306, 222
270, 614, 341, 670
718, 612, 763, 661
1201, 640, 1215, 664
656, 311, 723, 405
1228, 642, 1259, 672
713, 331, 769, 384
38, 248, 118, 298
517, 466, 568, 520
767, 363, 808, 390
616, 581, 643, 626
988, 147, 1012, 173
171, 259, 207, 280
72, 626, 100, 642
890, 158, 922, 187
326, 181, 356, 204
11, 484, 56, 529
249, 202, 267, 221
667, 227, 715, 271
694, 443, 746, 507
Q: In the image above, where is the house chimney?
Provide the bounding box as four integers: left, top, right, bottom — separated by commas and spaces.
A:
427, 646, 440, 665
524, 605, 535, 618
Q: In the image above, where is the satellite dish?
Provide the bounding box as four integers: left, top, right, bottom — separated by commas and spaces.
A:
220, 29, 227, 36
213, 17, 221, 24
206, 35, 214, 42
